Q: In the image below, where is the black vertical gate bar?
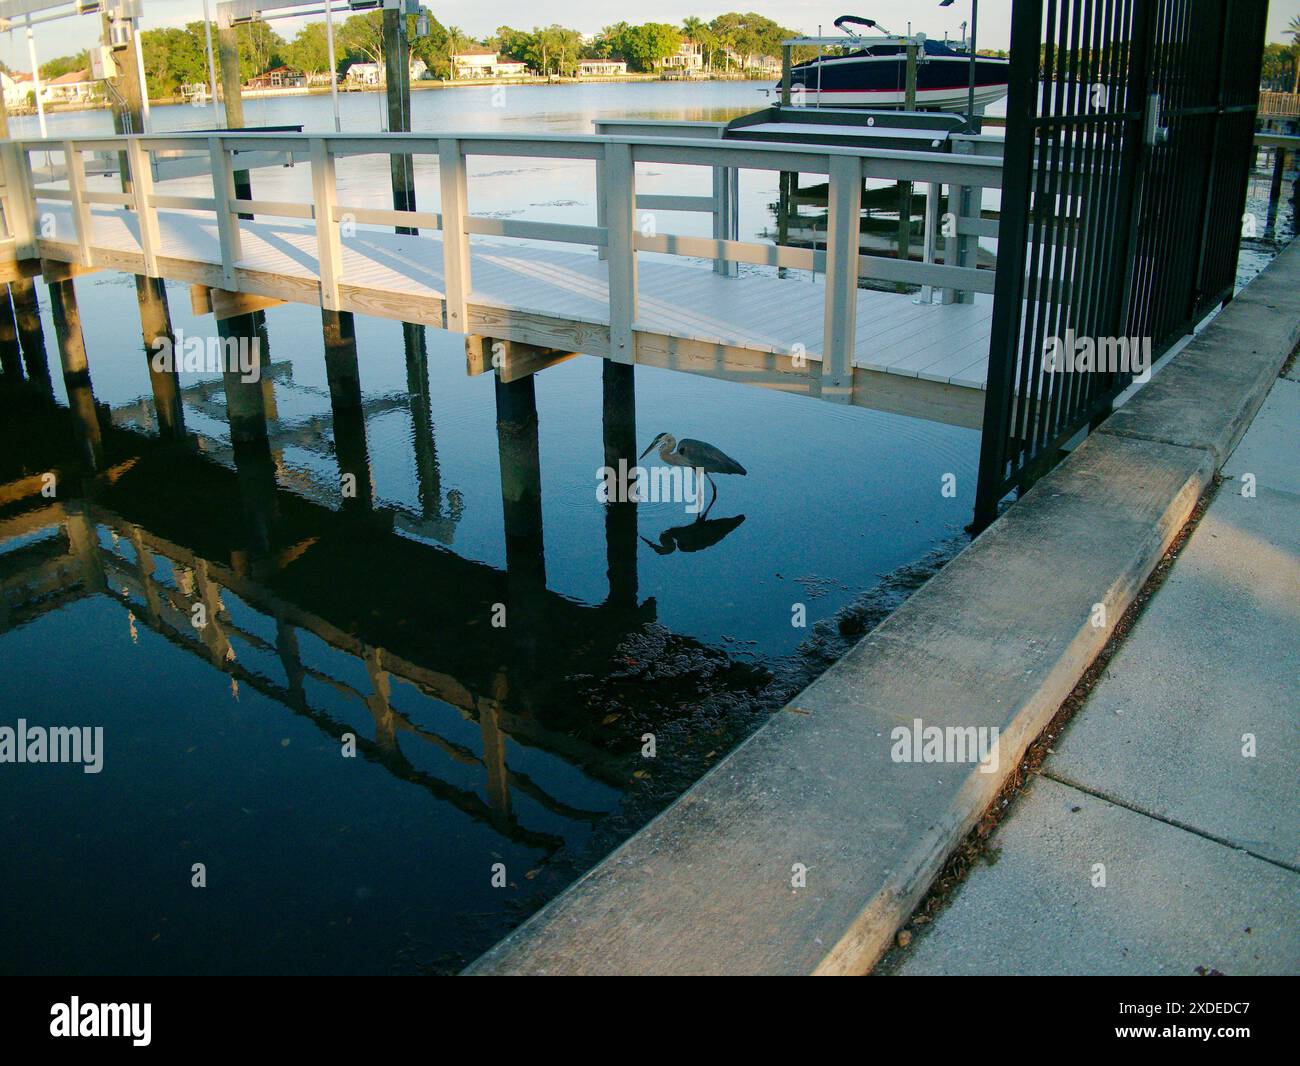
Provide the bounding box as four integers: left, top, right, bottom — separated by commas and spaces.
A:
972, 0, 1042, 530
974, 0, 1271, 533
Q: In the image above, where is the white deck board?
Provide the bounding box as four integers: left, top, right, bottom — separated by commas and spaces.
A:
43, 200, 994, 391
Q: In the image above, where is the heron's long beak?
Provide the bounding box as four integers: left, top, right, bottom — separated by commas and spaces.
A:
638, 433, 665, 460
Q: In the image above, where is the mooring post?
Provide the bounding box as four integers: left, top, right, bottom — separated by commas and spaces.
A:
0, 287, 22, 380
8, 277, 53, 394
137, 277, 185, 439
217, 312, 268, 447
216, 20, 252, 209
382, 1, 417, 232
322, 308, 373, 512
403, 322, 443, 519
602, 360, 638, 609
495, 374, 546, 586
48, 278, 89, 382
1264, 147, 1289, 239
231, 435, 280, 566
48, 278, 103, 470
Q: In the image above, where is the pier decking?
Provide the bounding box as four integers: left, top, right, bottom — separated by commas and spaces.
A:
1, 131, 1003, 429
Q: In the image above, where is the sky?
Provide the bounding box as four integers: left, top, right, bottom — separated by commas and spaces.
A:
1, 0, 1297, 72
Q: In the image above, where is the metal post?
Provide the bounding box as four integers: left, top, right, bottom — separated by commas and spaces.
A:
202, 0, 222, 123
383, 2, 415, 231
26, 17, 47, 140
324, 0, 341, 132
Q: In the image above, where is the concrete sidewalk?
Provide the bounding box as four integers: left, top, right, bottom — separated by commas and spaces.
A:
896, 371, 1300, 976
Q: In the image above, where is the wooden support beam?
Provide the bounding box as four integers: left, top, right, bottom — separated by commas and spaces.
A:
190, 284, 214, 315
0, 259, 43, 283
466, 336, 579, 382
39, 258, 99, 284
210, 288, 284, 321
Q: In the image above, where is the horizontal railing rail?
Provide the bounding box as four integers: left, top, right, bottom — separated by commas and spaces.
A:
6, 130, 1003, 395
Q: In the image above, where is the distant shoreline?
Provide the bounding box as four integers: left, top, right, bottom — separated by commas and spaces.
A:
4, 72, 776, 116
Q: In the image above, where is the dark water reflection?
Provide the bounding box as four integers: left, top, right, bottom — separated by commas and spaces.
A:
0, 277, 975, 974
0, 83, 988, 974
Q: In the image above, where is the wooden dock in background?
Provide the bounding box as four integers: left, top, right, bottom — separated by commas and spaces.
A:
1, 130, 1002, 429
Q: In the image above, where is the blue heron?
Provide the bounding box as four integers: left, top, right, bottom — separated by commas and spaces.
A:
639, 432, 747, 511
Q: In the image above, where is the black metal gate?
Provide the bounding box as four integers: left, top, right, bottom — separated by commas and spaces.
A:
974, 0, 1271, 528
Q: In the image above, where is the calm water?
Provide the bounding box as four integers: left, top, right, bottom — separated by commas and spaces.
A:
3, 83, 985, 975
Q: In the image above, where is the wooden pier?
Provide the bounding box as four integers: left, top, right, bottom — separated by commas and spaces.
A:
0, 130, 1003, 430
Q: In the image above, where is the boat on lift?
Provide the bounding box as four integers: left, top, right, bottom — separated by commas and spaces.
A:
784, 14, 1009, 112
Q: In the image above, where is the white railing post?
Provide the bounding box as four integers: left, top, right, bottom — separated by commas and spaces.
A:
1, 144, 38, 255
944, 138, 978, 305
125, 137, 160, 278
208, 136, 242, 291
603, 140, 637, 364
821, 154, 861, 402
438, 137, 471, 333
595, 156, 607, 262
310, 139, 342, 311
919, 180, 939, 304
712, 164, 739, 278
64, 142, 93, 268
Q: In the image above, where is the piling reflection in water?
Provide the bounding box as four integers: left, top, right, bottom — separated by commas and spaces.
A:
0, 303, 777, 972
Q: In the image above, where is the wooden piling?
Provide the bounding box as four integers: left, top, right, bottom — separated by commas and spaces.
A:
495, 374, 546, 587
216, 24, 252, 208
382, 6, 417, 232
47, 278, 89, 382
137, 277, 185, 439
403, 322, 443, 520
321, 309, 373, 512
9, 277, 53, 394
0, 287, 21, 379
48, 278, 103, 469
217, 312, 268, 446
602, 361, 638, 608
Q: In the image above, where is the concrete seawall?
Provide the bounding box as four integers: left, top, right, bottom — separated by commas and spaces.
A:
466, 241, 1300, 975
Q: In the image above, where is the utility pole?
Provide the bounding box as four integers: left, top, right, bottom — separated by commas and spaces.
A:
100, 8, 185, 438
383, 0, 416, 232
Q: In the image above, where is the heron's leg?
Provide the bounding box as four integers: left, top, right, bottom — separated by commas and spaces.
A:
703, 471, 717, 515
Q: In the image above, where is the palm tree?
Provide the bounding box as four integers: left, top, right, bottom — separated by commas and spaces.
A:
1290, 15, 1300, 94
445, 25, 469, 81
682, 16, 706, 72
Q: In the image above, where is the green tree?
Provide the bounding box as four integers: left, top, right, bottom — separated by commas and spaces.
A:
1290, 15, 1300, 92
40, 52, 89, 80
285, 23, 331, 83
234, 20, 285, 80
140, 26, 205, 97
612, 23, 682, 72
338, 11, 385, 69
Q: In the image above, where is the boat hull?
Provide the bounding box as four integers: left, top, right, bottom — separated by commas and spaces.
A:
786, 54, 1009, 111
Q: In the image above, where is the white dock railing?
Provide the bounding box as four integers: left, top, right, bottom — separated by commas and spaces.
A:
4, 131, 1002, 391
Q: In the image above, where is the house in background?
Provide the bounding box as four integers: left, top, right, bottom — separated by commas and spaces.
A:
723, 49, 781, 74
577, 59, 627, 77
451, 48, 527, 78
244, 66, 307, 90
0, 69, 33, 104
45, 69, 96, 102
656, 42, 704, 71
344, 61, 382, 86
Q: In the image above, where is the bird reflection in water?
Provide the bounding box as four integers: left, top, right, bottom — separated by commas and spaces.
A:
641, 512, 746, 555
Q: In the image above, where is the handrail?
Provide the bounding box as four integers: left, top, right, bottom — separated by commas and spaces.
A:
4, 130, 1002, 395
